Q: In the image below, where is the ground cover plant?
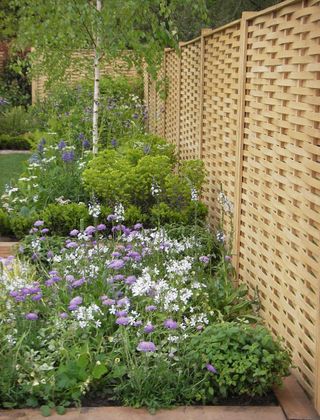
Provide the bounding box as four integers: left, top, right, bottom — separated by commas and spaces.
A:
0, 217, 291, 413
0, 153, 30, 195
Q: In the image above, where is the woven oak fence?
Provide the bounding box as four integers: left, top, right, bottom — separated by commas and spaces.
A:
144, 0, 320, 413
32, 51, 137, 103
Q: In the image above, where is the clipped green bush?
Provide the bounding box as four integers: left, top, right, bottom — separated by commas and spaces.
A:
0, 107, 38, 136
40, 203, 92, 236
0, 134, 33, 150
184, 322, 291, 400
0, 209, 13, 236
9, 214, 36, 239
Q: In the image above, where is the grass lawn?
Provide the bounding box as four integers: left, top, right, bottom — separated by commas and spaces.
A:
0, 153, 31, 195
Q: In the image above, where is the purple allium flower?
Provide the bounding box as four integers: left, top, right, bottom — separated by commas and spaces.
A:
97, 223, 106, 231
34, 220, 44, 227
145, 305, 157, 312
137, 341, 156, 352
164, 319, 178, 330
32, 293, 42, 301
85, 225, 96, 235
206, 363, 217, 374
69, 296, 83, 306
144, 323, 154, 333
101, 298, 116, 306
72, 278, 85, 288
68, 304, 78, 311
116, 310, 128, 317
62, 150, 75, 163
133, 320, 143, 327
127, 251, 141, 260
65, 274, 75, 282
116, 245, 125, 251
134, 223, 143, 230
18, 245, 25, 253
196, 325, 204, 331
58, 140, 66, 150
41, 228, 49, 234
199, 256, 210, 264
49, 270, 58, 275
66, 241, 78, 249
39, 236, 46, 241
45, 279, 55, 287
70, 229, 79, 236
125, 275, 136, 285
224, 255, 232, 262
25, 313, 38, 320
116, 297, 129, 307
116, 316, 130, 326
59, 312, 68, 319
31, 253, 38, 261
108, 259, 125, 270
107, 214, 117, 222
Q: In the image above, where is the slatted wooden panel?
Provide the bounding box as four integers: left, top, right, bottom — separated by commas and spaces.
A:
32, 52, 138, 103
164, 50, 180, 145
179, 39, 202, 160
201, 23, 241, 227
0, 43, 8, 76
238, 0, 320, 404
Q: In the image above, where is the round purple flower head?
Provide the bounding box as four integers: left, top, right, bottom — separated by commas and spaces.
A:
85, 225, 96, 235
116, 316, 130, 326
107, 214, 117, 222
164, 319, 178, 330
58, 140, 66, 150
144, 323, 154, 333
134, 223, 143, 230
70, 229, 79, 236
108, 259, 125, 270
101, 298, 116, 306
62, 150, 75, 163
199, 256, 210, 264
206, 363, 217, 374
25, 312, 38, 321
145, 305, 157, 312
82, 139, 90, 149
97, 223, 106, 231
224, 255, 232, 262
34, 220, 44, 227
125, 275, 136, 285
69, 296, 83, 306
59, 312, 69, 319
137, 341, 156, 353
41, 228, 49, 234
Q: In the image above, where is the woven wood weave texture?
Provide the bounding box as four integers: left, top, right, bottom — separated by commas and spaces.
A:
145, 0, 320, 412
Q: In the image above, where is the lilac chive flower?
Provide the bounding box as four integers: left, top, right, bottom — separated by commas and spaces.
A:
31, 253, 38, 261
72, 278, 85, 288
196, 325, 204, 331
145, 305, 157, 312
225, 255, 232, 262
116, 317, 130, 326
39, 236, 46, 241
66, 241, 78, 249
47, 251, 54, 259
70, 229, 79, 236
206, 363, 217, 374
49, 270, 58, 275
144, 324, 154, 333
199, 256, 210, 264
68, 304, 78, 311
133, 320, 143, 327
25, 313, 38, 320
34, 220, 44, 227
97, 224, 106, 231
82, 139, 90, 149
117, 297, 130, 307
59, 312, 68, 319
32, 294, 42, 301
58, 140, 66, 150
65, 274, 75, 282
41, 228, 49, 234
69, 296, 83, 306
107, 214, 117, 222
164, 319, 178, 330
113, 274, 125, 281
112, 252, 122, 258
108, 259, 125, 270
125, 275, 136, 285
137, 341, 156, 352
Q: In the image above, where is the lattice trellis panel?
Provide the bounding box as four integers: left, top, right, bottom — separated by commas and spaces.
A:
238, 0, 320, 403
201, 23, 241, 228
164, 50, 180, 146
155, 63, 166, 138
179, 40, 201, 161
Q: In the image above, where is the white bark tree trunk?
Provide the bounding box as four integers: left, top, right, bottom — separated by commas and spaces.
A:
92, 0, 101, 155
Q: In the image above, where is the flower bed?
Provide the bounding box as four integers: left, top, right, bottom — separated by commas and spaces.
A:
0, 219, 291, 414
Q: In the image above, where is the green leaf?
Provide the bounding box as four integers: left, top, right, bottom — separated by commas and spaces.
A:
56, 406, 66, 415
92, 363, 108, 379
40, 405, 51, 417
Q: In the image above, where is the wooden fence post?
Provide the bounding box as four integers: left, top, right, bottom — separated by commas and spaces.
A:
233, 12, 255, 279
198, 29, 206, 160
176, 42, 183, 158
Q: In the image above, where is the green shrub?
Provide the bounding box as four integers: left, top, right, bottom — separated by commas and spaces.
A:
184, 322, 291, 400
9, 214, 36, 239
0, 209, 13, 236
40, 203, 92, 236
0, 134, 33, 150
0, 107, 37, 136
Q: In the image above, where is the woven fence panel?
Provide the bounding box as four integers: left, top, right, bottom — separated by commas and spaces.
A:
164, 50, 180, 145
238, 0, 320, 400
201, 23, 241, 228
179, 40, 201, 161
0, 43, 8, 75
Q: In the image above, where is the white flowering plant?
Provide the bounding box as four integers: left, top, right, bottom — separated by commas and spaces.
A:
0, 219, 291, 411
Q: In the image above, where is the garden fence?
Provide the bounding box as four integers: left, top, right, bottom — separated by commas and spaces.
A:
144, 0, 320, 413
32, 51, 138, 103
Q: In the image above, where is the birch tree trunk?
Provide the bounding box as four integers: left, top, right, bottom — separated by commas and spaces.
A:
92, 0, 101, 155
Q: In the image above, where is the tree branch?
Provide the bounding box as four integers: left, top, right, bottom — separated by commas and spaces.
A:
71, 0, 97, 49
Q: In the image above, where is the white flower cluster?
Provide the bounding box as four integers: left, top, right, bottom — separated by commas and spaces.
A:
191, 188, 199, 201
218, 191, 234, 214
88, 202, 101, 218
114, 202, 125, 222
73, 304, 102, 329
151, 182, 161, 197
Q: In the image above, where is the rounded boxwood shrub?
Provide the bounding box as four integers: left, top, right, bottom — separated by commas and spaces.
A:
0, 134, 33, 150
